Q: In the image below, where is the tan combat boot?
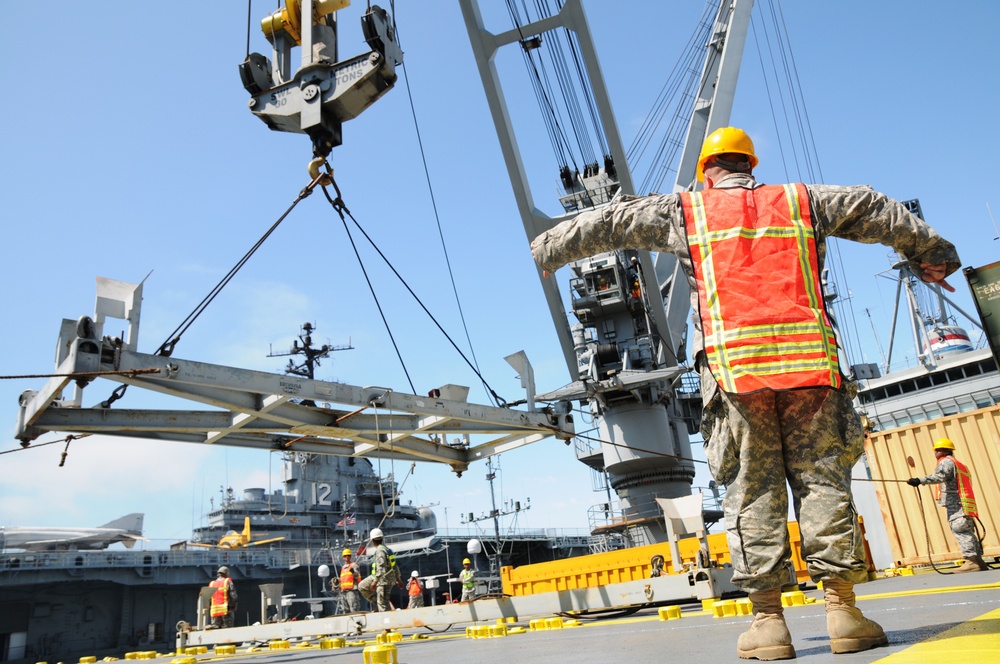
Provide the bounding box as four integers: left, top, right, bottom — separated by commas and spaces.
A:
824, 578, 888, 654
737, 588, 796, 660
954, 556, 988, 573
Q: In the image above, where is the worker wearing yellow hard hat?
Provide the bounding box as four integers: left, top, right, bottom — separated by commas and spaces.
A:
338, 547, 362, 613
932, 437, 956, 451
459, 558, 476, 602
908, 438, 988, 573
696, 126, 758, 182
531, 125, 962, 659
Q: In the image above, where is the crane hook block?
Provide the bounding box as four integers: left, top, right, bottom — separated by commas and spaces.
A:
308, 157, 333, 185
242, 2, 402, 156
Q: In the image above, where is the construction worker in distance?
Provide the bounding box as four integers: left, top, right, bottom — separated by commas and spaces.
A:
406, 571, 424, 608
362, 527, 399, 611
458, 558, 476, 602
337, 548, 362, 613
907, 438, 989, 572
532, 126, 960, 660
209, 566, 238, 629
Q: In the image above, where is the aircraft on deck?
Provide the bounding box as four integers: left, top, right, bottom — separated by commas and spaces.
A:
0, 513, 146, 552
188, 517, 285, 549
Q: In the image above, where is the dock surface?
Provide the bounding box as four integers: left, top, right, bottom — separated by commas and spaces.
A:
181, 567, 999, 663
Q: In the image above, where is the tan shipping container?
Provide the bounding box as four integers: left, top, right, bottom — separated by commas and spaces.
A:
863, 404, 1000, 567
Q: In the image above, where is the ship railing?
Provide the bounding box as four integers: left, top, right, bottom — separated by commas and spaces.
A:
0, 547, 303, 575
384, 527, 437, 545
436, 527, 590, 543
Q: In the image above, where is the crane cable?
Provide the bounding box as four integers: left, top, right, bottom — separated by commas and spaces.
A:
318, 176, 509, 407
392, 5, 494, 405
156, 173, 327, 360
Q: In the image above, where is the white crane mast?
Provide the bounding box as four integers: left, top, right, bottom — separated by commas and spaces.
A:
459, 0, 754, 544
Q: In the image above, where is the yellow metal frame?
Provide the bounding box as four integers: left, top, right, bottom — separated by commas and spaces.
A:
500, 521, 873, 597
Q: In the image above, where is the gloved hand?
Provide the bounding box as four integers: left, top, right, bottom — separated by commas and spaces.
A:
906, 477, 921, 487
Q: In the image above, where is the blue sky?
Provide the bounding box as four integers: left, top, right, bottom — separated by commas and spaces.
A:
2, 1, 998, 546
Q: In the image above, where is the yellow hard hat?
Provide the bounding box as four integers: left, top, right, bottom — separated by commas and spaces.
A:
342, 548, 352, 557
933, 438, 956, 451
462, 558, 471, 565
697, 127, 758, 182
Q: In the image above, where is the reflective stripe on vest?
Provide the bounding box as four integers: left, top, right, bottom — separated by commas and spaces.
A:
934, 456, 979, 517
340, 564, 358, 590
372, 544, 396, 576
210, 577, 230, 617
681, 183, 840, 393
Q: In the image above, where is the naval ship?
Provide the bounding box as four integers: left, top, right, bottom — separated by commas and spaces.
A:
0, 444, 591, 661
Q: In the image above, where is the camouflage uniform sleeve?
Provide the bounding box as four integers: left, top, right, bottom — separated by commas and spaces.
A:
532, 194, 685, 273
806, 184, 961, 276
920, 457, 954, 485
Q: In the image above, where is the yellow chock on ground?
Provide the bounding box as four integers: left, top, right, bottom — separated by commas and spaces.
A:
294, 641, 314, 649
80, 658, 97, 664
781, 590, 806, 607
659, 605, 682, 620
489, 624, 508, 637
506, 616, 518, 623
137, 653, 157, 660
508, 626, 527, 635
101, 657, 119, 661
409, 634, 428, 641
466, 625, 492, 639
196, 647, 207, 655
545, 617, 565, 629
215, 644, 236, 655
701, 598, 718, 612
362, 643, 398, 664
169, 659, 196, 664
124, 654, 138, 660
563, 619, 582, 628
735, 598, 753, 615
529, 618, 547, 631
881, 567, 914, 578
268, 640, 290, 650
712, 599, 737, 617
320, 637, 346, 649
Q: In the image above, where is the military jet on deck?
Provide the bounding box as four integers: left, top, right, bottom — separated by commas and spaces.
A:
0, 513, 147, 551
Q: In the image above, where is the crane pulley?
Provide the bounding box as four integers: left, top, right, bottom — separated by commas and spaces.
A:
239, 0, 402, 167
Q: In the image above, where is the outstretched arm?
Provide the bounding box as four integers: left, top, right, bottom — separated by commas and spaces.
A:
808, 184, 961, 289
531, 194, 684, 274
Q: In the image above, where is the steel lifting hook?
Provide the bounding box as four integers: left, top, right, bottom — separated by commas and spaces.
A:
308, 157, 334, 186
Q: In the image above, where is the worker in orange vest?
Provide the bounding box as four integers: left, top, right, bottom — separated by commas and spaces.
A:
406, 571, 424, 608
532, 127, 959, 660
908, 438, 988, 572
209, 566, 238, 628
337, 548, 362, 613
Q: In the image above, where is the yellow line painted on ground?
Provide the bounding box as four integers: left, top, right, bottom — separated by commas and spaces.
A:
873, 606, 1000, 663
856, 581, 1000, 603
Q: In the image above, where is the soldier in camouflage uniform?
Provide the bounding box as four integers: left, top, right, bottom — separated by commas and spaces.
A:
532, 127, 960, 659
908, 438, 988, 572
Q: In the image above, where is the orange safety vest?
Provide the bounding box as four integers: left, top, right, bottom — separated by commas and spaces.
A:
681, 183, 841, 393
340, 563, 358, 590
934, 456, 978, 517
210, 577, 232, 617
408, 578, 422, 597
